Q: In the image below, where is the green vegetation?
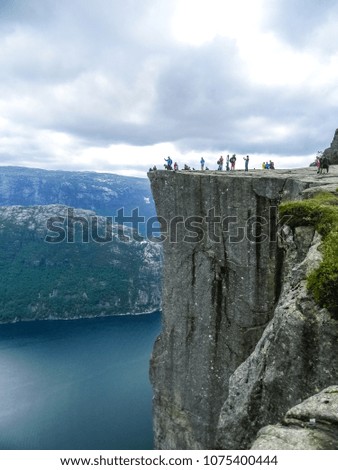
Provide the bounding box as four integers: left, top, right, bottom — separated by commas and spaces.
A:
0, 211, 160, 322
279, 191, 338, 317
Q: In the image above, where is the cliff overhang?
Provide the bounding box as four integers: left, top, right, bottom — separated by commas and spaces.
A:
148, 166, 338, 450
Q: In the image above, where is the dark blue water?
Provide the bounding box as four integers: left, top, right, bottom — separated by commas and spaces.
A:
0, 312, 161, 450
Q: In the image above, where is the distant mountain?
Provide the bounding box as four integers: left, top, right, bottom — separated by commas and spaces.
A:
0, 166, 155, 220
0, 205, 162, 322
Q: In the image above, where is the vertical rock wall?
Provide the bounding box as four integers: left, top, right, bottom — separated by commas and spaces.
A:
148, 171, 310, 449
216, 227, 338, 449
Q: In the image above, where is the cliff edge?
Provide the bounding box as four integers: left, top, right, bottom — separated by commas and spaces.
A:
148, 166, 338, 449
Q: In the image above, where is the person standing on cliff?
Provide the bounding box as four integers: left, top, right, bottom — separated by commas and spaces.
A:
315, 156, 321, 173
226, 155, 230, 171
200, 157, 205, 171
217, 155, 224, 171
244, 155, 249, 171
230, 154, 236, 170
164, 156, 173, 170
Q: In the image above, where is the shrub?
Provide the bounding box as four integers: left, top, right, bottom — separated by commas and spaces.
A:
279, 192, 338, 317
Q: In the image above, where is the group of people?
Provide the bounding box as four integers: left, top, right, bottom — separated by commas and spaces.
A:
163, 155, 241, 172
154, 155, 275, 173
315, 154, 330, 174
213, 154, 241, 171
262, 161, 275, 170
198, 154, 250, 171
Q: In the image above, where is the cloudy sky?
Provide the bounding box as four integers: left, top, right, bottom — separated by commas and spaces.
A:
1, 0, 338, 177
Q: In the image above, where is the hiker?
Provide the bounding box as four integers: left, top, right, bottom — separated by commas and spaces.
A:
243, 155, 249, 171
265, 161, 270, 169
262, 162, 266, 169
164, 156, 173, 170
269, 160, 275, 170
318, 156, 330, 174
230, 154, 236, 170
184, 164, 191, 170
174, 162, 178, 171
217, 156, 224, 171
226, 155, 230, 171
200, 157, 205, 171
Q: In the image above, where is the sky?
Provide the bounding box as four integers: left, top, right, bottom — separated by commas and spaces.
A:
1, 0, 338, 178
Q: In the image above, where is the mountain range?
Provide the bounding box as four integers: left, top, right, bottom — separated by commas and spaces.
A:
0, 166, 161, 322
0, 166, 155, 220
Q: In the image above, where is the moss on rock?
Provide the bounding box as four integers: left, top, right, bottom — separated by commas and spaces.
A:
279, 192, 338, 317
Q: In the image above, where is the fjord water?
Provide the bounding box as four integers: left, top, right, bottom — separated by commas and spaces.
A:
0, 312, 161, 450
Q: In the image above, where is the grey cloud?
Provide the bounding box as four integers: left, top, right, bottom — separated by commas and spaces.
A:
0, 1, 173, 136
148, 37, 338, 155
0, 0, 338, 172
0, 0, 171, 82
263, 0, 338, 48
0, 0, 51, 28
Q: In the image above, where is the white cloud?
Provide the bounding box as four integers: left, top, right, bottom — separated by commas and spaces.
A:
171, 0, 264, 46
0, 0, 337, 177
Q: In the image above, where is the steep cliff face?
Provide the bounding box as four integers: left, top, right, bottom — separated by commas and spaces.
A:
216, 226, 338, 449
148, 167, 338, 450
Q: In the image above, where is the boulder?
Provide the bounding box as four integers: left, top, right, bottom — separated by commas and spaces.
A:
251, 386, 338, 450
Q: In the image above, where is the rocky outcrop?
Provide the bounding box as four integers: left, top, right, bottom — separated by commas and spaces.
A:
0, 205, 161, 322
216, 226, 338, 449
251, 386, 338, 450
148, 166, 338, 450
323, 129, 338, 164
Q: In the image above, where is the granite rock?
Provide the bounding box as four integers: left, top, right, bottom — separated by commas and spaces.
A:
148, 166, 338, 450
216, 227, 338, 449
251, 386, 338, 450
323, 128, 338, 164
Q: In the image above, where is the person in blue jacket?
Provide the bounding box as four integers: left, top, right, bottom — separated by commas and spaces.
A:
244, 155, 249, 171
164, 156, 173, 170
